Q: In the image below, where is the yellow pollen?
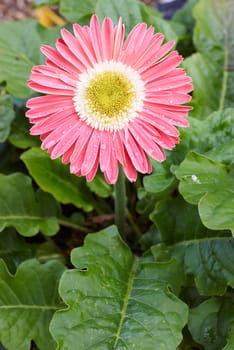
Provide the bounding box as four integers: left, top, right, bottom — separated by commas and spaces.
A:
85, 72, 135, 119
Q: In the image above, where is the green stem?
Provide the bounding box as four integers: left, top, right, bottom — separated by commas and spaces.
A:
114, 168, 127, 239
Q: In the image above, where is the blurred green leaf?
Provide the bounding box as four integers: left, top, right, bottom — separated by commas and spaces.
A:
223, 323, 234, 350
9, 107, 41, 149
87, 172, 112, 198
0, 259, 65, 350
175, 152, 234, 233
150, 196, 223, 244
60, 0, 96, 23
50, 226, 188, 349
0, 173, 59, 236
151, 236, 234, 296
0, 95, 15, 143
139, 2, 178, 42
96, 0, 143, 33
183, 53, 221, 117
170, 108, 234, 169
21, 147, 96, 212
0, 229, 33, 273
0, 20, 63, 98
172, 0, 197, 37
186, 0, 234, 116
188, 297, 234, 350
0, 20, 41, 97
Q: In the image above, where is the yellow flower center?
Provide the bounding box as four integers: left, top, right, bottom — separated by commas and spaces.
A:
73, 60, 145, 131
86, 72, 135, 119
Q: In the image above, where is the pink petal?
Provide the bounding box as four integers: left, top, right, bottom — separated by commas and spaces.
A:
40, 119, 79, 149
60, 29, 93, 68
145, 91, 192, 105
30, 107, 77, 134
120, 129, 150, 173
81, 130, 101, 175
40, 45, 78, 75
86, 155, 99, 182
113, 17, 125, 60
138, 111, 179, 136
27, 80, 73, 95
55, 39, 86, 72
50, 122, 83, 159
73, 23, 97, 64
90, 15, 103, 62
99, 131, 111, 172
141, 51, 183, 80
70, 124, 93, 168
101, 17, 115, 61
129, 122, 165, 162
26, 95, 73, 117
122, 151, 138, 182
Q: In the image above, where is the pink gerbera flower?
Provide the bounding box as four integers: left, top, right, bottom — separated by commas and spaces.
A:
26, 15, 192, 184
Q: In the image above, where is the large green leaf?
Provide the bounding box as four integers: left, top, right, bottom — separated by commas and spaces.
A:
151, 236, 234, 296
0, 173, 59, 236
0, 95, 15, 143
175, 152, 234, 233
150, 196, 224, 244
50, 226, 188, 349
0, 259, 65, 350
21, 147, 96, 212
188, 297, 234, 350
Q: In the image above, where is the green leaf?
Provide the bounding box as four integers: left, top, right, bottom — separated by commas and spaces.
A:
50, 226, 188, 349
0, 20, 63, 98
0, 173, 59, 236
193, 0, 234, 64
150, 196, 221, 244
21, 147, 96, 212
172, 0, 197, 37
223, 323, 234, 350
183, 53, 221, 117
0, 228, 33, 273
188, 297, 234, 350
8, 109, 41, 149
144, 173, 175, 195
60, 0, 96, 23
96, 0, 177, 41
96, 0, 143, 33
139, 2, 178, 42
0, 20, 41, 97
151, 237, 234, 296
188, 0, 234, 114
87, 172, 112, 198
0, 95, 15, 143
175, 152, 234, 233
0, 259, 65, 350
170, 108, 234, 167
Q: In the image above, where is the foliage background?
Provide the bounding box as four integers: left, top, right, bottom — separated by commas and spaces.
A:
0, 0, 233, 349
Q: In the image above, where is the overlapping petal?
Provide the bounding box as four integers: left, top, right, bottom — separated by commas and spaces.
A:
26, 15, 192, 184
